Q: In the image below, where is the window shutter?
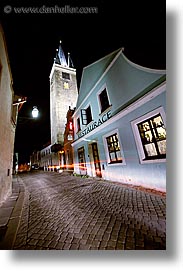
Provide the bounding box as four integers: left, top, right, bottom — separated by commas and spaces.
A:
81, 109, 87, 125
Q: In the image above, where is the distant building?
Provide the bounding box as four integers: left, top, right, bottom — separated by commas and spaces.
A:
30, 150, 41, 169
40, 144, 53, 171
40, 106, 75, 172
72, 48, 166, 192
0, 25, 19, 204
63, 107, 75, 171
46, 41, 78, 169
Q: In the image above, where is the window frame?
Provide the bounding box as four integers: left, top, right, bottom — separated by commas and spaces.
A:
81, 104, 93, 125
62, 72, 70, 80
97, 85, 111, 114
131, 107, 166, 164
76, 117, 81, 132
103, 129, 126, 166
77, 146, 87, 171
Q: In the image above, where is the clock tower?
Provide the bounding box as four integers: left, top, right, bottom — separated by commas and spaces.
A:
50, 41, 78, 167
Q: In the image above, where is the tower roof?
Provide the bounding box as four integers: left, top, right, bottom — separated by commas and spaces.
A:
54, 40, 68, 67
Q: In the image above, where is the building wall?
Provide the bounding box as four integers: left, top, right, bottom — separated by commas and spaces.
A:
72, 50, 166, 191
0, 25, 16, 205
40, 145, 52, 170
64, 108, 75, 170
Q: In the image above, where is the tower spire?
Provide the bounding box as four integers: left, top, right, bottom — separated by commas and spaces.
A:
68, 52, 74, 68
54, 40, 68, 66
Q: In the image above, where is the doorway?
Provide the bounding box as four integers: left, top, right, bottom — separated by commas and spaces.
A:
91, 142, 102, 178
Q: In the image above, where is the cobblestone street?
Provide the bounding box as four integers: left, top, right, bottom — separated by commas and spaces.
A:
3, 171, 166, 250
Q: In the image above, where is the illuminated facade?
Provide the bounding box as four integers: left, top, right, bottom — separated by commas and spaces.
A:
63, 107, 75, 171
72, 48, 166, 191
0, 25, 18, 205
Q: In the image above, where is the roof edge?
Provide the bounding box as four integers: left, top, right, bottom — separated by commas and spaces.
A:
121, 51, 166, 74
79, 47, 123, 96
83, 47, 123, 71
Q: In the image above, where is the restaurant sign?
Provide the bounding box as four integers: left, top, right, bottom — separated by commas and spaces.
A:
77, 110, 112, 139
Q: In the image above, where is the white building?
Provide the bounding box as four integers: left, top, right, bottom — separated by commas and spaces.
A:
0, 25, 19, 204
72, 48, 166, 192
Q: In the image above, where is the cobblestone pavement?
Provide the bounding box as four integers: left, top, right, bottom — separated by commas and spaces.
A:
12, 171, 166, 250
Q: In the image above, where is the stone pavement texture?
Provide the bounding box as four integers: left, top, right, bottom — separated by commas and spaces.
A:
0, 171, 166, 250
0, 177, 25, 249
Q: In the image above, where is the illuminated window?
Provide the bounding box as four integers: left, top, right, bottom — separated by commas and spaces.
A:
99, 88, 110, 113
106, 133, 122, 164
131, 107, 166, 163
137, 114, 166, 159
81, 105, 92, 125
62, 72, 70, 80
63, 82, 69, 89
69, 121, 73, 130
67, 134, 73, 141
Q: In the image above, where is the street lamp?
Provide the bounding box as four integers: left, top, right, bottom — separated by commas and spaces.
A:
32, 106, 39, 118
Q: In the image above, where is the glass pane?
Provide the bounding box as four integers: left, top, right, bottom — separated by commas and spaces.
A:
108, 143, 114, 152
67, 134, 73, 141
157, 140, 166, 154
150, 115, 162, 128
144, 143, 157, 156
116, 151, 122, 161
156, 127, 166, 140
100, 89, 110, 112
142, 122, 150, 131
110, 152, 116, 161
145, 130, 153, 143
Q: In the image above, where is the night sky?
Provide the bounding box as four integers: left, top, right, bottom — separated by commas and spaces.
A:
0, 0, 166, 164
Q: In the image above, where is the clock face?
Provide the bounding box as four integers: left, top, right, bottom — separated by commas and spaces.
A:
63, 82, 69, 89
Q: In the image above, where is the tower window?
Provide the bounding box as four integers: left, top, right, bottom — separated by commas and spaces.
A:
81, 105, 92, 125
99, 88, 110, 113
62, 72, 70, 80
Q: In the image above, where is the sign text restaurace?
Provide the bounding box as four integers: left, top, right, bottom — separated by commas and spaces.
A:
77, 110, 112, 139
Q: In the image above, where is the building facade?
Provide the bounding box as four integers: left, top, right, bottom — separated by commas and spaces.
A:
40, 144, 53, 171
49, 41, 78, 168
72, 48, 166, 192
30, 150, 41, 169
0, 25, 18, 205
40, 106, 75, 172
63, 107, 75, 171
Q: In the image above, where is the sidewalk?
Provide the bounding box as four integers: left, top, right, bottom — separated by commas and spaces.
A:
0, 176, 25, 249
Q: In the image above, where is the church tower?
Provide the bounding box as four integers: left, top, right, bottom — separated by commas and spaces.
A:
49, 41, 78, 166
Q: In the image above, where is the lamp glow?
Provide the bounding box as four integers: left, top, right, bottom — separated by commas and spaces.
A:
32, 106, 39, 118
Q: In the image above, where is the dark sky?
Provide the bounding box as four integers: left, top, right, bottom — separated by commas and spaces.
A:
0, 0, 166, 164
